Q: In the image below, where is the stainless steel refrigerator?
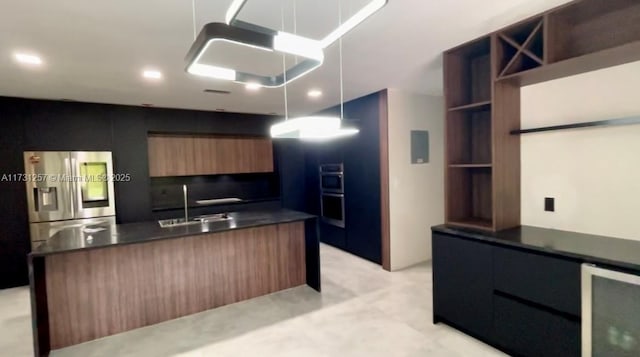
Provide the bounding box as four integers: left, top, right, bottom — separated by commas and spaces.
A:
24, 151, 116, 248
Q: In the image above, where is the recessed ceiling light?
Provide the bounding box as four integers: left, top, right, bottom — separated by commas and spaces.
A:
14, 53, 42, 66
245, 82, 261, 91
143, 70, 163, 80
308, 89, 323, 98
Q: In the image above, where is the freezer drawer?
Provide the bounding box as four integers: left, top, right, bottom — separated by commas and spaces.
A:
29, 216, 116, 249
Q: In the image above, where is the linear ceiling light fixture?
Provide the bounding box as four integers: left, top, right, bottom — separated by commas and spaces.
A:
186, 0, 387, 87
225, 0, 388, 48
185, 23, 323, 87
225, 0, 248, 25
270, 117, 359, 140
270, 0, 359, 141
320, 0, 388, 47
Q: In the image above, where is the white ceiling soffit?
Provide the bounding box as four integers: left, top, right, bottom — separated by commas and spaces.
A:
0, 0, 573, 116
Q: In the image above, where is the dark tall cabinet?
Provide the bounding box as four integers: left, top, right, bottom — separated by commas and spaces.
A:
432, 233, 493, 340
299, 91, 385, 265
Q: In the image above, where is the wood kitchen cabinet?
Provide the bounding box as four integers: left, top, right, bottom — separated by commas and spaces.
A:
148, 134, 273, 177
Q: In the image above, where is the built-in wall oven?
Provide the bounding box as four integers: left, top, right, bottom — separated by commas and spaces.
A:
582, 264, 640, 356
320, 164, 345, 228
320, 164, 344, 193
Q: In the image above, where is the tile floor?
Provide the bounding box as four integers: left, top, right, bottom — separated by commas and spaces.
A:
0, 244, 506, 356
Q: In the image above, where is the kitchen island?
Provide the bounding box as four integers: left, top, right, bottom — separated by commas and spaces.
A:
28, 209, 319, 357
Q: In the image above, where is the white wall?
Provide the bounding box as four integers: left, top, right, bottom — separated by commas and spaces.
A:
387, 89, 444, 270
521, 61, 640, 241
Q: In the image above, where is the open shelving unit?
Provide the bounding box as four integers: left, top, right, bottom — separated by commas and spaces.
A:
444, 36, 510, 231
447, 166, 494, 229
443, 0, 640, 232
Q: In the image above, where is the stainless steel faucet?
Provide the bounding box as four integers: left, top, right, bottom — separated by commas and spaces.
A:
183, 184, 189, 222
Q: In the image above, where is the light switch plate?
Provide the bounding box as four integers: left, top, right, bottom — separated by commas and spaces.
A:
545, 197, 555, 212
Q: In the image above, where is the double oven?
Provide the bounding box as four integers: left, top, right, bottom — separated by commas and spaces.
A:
319, 164, 345, 228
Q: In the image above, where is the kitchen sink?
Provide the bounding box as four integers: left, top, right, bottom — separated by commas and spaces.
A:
158, 213, 231, 228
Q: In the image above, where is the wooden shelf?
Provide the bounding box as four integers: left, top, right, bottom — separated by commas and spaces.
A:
496, 41, 640, 86
496, 17, 545, 78
446, 166, 493, 230
444, 36, 492, 108
498, 34, 543, 65
447, 109, 492, 166
511, 116, 640, 135
449, 164, 492, 168
445, 35, 496, 231
448, 101, 492, 112
547, 0, 640, 64
447, 218, 494, 230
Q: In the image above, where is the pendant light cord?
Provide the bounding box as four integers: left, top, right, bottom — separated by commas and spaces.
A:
281, 2, 289, 120
339, 0, 344, 121
293, 0, 298, 65
192, 0, 197, 40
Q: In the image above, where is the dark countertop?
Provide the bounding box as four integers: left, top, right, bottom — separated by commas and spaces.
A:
31, 209, 316, 257
433, 225, 640, 273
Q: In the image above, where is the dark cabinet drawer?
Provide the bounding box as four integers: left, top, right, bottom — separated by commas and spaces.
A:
494, 294, 580, 357
494, 246, 581, 316
433, 233, 493, 340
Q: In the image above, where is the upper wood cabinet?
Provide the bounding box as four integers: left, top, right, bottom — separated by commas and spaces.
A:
147, 134, 273, 177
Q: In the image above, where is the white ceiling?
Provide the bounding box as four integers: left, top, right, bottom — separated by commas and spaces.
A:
0, 0, 573, 116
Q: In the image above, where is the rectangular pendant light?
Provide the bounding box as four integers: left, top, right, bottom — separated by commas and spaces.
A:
189, 0, 388, 86
270, 116, 359, 140
185, 23, 324, 87
225, 0, 248, 25
273, 32, 323, 62
320, 0, 388, 48
225, 0, 388, 49
271, 117, 341, 139
187, 64, 236, 80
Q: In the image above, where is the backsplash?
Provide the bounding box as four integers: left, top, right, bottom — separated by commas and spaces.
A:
150, 173, 280, 211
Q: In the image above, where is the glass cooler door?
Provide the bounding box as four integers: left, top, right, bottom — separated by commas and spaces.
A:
582, 264, 640, 357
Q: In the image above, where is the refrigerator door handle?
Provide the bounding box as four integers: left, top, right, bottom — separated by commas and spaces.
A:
71, 157, 79, 217
64, 157, 74, 217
